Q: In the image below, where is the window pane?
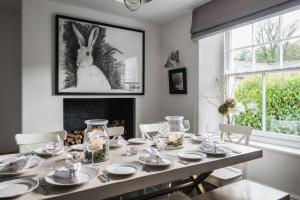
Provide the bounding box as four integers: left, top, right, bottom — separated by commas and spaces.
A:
255, 43, 280, 70
266, 71, 300, 135
254, 16, 279, 45
231, 24, 252, 49
283, 38, 300, 68
282, 9, 300, 38
231, 75, 262, 130
232, 48, 253, 73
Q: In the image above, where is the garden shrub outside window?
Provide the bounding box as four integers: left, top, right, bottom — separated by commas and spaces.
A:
225, 8, 300, 136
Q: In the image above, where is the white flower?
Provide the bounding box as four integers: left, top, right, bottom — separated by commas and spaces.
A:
229, 103, 245, 115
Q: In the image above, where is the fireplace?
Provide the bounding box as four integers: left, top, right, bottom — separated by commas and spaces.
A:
63, 98, 135, 142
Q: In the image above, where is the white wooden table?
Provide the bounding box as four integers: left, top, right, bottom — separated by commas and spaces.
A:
0, 141, 262, 200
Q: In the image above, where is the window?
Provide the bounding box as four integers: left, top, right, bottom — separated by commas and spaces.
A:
225, 8, 300, 137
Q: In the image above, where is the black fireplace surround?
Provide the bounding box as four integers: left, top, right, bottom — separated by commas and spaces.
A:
63, 98, 135, 139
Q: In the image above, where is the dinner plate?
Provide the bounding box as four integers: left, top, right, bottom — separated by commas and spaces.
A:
128, 138, 147, 144
106, 163, 142, 175
198, 144, 231, 156
0, 156, 42, 176
34, 147, 64, 156
191, 135, 207, 143
0, 178, 39, 198
138, 154, 179, 167
177, 151, 207, 160
45, 166, 98, 186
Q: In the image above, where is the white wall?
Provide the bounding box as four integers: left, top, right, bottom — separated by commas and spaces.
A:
160, 13, 199, 132
161, 13, 300, 197
0, 8, 21, 153
22, 0, 162, 136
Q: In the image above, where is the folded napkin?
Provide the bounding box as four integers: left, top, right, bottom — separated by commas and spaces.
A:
199, 142, 229, 153
0, 155, 43, 172
54, 161, 81, 181
110, 136, 128, 146
140, 147, 165, 164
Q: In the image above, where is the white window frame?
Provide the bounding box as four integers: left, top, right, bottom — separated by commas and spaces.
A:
224, 11, 300, 148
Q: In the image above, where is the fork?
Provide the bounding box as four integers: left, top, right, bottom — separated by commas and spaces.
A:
179, 160, 190, 165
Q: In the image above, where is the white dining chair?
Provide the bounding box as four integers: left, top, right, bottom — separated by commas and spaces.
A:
107, 126, 124, 139
139, 123, 160, 139
15, 131, 67, 153
205, 124, 252, 187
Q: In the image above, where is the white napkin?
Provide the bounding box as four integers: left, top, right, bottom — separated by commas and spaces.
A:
200, 142, 229, 153
0, 155, 43, 172
140, 147, 165, 164
110, 136, 128, 146
54, 162, 81, 180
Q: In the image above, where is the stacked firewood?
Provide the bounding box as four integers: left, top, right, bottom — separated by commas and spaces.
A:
64, 130, 85, 146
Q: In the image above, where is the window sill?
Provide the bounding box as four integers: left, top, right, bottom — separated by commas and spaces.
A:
250, 141, 300, 158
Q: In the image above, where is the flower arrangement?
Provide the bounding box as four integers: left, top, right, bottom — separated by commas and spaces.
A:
200, 74, 245, 124
218, 98, 245, 124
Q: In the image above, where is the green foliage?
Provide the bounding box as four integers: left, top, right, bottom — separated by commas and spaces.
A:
234, 72, 300, 135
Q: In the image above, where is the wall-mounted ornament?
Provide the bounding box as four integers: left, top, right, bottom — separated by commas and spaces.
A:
164, 50, 182, 68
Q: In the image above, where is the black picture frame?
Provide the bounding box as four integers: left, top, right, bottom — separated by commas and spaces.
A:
55, 15, 145, 95
168, 68, 187, 94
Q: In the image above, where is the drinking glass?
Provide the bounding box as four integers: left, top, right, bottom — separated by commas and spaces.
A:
44, 135, 64, 170
183, 120, 190, 132
206, 123, 218, 143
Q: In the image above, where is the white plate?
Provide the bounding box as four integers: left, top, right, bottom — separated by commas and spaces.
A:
45, 166, 98, 186
128, 138, 147, 144
198, 144, 231, 156
106, 163, 142, 175
0, 156, 42, 176
177, 151, 207, 160
34, 147, 64, 156
191, 135, 207, 143
138, 154, 179, 167
0, 178, 39, 198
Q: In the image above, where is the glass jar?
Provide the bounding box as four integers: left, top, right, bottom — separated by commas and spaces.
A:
83, 119, 109, 163
165, 116, 185, 149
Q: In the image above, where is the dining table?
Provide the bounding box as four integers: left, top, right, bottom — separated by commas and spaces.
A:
0, 138, 263, 200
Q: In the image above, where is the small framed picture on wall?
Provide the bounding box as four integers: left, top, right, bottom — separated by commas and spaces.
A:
168, 68, 187, 94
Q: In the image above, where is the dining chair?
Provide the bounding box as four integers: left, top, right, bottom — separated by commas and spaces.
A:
107, 126, 124, 139
205, 124, 252, 188
15, 131, 67, 153
139, 123, 159, 139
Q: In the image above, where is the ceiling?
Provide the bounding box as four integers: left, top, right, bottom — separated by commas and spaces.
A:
49, 0, 211, 24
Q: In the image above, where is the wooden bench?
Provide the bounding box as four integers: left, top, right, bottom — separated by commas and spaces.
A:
192, 180, 289, 200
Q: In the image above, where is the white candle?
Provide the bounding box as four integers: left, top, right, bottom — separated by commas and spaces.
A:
169, 132, 179, 143
91, 138, 103, 150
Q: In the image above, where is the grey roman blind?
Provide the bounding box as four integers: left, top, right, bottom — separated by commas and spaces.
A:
191, 0, 300, 40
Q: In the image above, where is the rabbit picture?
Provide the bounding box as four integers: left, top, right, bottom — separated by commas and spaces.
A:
72, 23, 111, 92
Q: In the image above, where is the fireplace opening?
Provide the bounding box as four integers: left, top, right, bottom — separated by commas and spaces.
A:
63, 98, 135, 145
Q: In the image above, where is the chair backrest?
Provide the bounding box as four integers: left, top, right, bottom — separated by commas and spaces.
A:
139, 123, 159, 139
107, 126, 124, 139
15, 131, 67, 145
15, 131, 67, 153
219, 124, 252, 146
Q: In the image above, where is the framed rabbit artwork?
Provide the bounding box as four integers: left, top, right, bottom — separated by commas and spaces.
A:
55, 15, 145, 95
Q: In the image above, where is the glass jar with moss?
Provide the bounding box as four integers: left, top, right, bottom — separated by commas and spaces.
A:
83, 119, 109, 164
165, 116, 185, 150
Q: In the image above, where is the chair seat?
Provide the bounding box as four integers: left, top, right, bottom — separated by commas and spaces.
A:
205, 167, 243, 187
192, 180, 290, 200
